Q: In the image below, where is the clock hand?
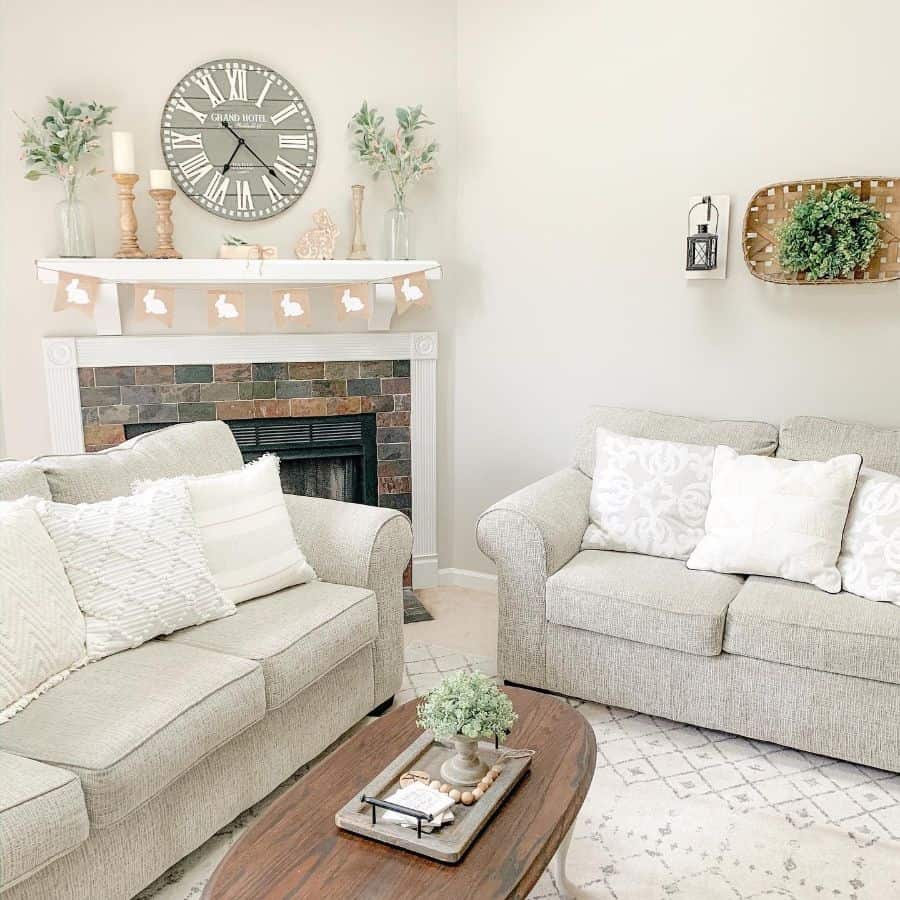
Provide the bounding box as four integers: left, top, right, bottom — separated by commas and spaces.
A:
220, 121, 285, 185
222, 140, 242, 175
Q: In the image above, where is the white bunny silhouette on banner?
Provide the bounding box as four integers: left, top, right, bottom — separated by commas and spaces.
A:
53, 271, 100, 317
333, 283, 369, 319
134, 285, 175, 327
392, 270, 430, 316
272, 288, 311, 329
207, 289, 245, 329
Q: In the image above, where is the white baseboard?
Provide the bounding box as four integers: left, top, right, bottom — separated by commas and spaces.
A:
437, 567, 498, 592
412, 554, 439, 589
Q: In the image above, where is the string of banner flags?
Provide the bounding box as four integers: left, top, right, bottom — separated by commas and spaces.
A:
50, 268, 433, 329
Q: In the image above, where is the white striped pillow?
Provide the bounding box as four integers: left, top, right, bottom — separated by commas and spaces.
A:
137, 455, 316, 605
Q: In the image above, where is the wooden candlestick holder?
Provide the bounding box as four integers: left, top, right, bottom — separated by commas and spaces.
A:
112, 173, 147, 259
149, 189, 182, 259
348, 184, 370, 260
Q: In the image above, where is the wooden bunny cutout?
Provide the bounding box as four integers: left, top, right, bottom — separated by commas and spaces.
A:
295, 209, 340, 260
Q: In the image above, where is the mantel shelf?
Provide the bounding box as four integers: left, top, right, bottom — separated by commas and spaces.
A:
35, 258, 441, 335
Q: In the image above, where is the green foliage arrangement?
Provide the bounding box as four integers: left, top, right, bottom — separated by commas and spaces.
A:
18, 97, 114, 183
777, 186, 884, 280
416, 671, 517, 739
349, 101, 438, 207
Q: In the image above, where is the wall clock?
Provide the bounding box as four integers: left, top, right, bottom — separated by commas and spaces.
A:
161, 59, 317, 221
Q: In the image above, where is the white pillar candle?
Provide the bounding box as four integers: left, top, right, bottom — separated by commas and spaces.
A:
111, 132, 135, 174
150, 169, 173, 190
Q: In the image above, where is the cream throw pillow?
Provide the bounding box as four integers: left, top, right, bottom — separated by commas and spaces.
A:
38, 480, 234, 660
0, 499, 87, 722
838, 467, 900, 605
140, 455, 316, 605
686, 447, 861, 592
582, 427, 715, 560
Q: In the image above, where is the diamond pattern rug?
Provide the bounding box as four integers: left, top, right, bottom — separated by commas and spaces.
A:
137, 642, 900, 900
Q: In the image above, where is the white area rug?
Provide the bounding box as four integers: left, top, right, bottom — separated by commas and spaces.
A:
137, 642, 900, 900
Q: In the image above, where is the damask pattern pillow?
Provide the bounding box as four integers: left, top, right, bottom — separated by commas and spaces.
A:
838, 467, 900, 604
582, 427, 716, 560
687, 447, 862, 592
38, 480, 235, 660
0, 499, 87, 723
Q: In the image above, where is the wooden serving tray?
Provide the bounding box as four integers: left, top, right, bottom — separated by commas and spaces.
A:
335, 731, 531, 863
743, 177, 900, 284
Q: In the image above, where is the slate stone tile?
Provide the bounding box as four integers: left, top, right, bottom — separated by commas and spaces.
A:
83, 424, 124, 449
80, 386, 121, 407
324, 361, 360, 380
81, 407, 99, 426
199, 382, 240, 401
214, 363, 251, 382
360, 395, 394, 413
326, 397, 361, 415
378, 460, 411, 477
376, 411, 410, 427
288, 362, 325, 380
254, 399, 291, 418
252, 362, 288, 381
347, 378, 382, 397
139, 404, 178, 424
378, 475, 411, 494
377, 426, 410, 444
121, 385, 178, 405
135, 365, 174, 385
275, 380, 311, 399
98, 405, 139, 425
310, 379, 347, 397
175, 383, 202, 403
395, 394, 411, 411
178, 402, 217, 422
216, 401, 254, 420
378, 492, 412, 510
95, 366, 135, 386
238, 382, 254, 400
290, 398, 327, 417
393, 360, 410, 377
360, 361, 393, 378
377, 443, 411, 461
175, 365, 213, 383
78, 368, 95, 388
381, 377, 411, 395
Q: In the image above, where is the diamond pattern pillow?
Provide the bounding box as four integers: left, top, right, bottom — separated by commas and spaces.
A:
0, 499, 87, 722
38, 480, 234, 660
582, 427, 716, 560
838, 467, 900, 604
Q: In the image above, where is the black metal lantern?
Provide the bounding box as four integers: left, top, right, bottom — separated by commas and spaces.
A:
686, 196, 719, 271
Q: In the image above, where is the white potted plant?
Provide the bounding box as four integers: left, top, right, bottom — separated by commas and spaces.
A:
416, 671, 517, 786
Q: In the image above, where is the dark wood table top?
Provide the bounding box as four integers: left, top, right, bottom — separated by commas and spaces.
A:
203, 686, 596, 900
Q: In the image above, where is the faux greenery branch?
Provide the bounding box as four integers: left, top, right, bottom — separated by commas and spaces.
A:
416, 671, 517, 739
349, 101, 438, 208
778, 186, 884, 280
19, 97, 114, 184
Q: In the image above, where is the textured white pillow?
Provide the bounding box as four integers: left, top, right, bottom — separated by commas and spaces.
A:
838, 467, 900, 604
139, 455, 316, 605
38, 480, 234, 660
687, 447, 861, 592
0, 499, 87, 722
582, 427, 715, 560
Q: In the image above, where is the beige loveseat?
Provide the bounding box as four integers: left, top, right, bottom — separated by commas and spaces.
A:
478, 407, 900, 774
0, 422, 411, 899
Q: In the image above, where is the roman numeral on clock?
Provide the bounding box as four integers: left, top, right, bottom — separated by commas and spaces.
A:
169, 131, 203, 149
194, 71, 225, 107
261, 174, 283, 204
203, 171, 230, 205
255, 78, 273, 108
273, 155, 304, 184
278, 134, 309, 151
179, 151, 213, 185
226, 69, 248, 102
270, 103, 299, 127
173, 97, 207, 124
236, 180, 255, 211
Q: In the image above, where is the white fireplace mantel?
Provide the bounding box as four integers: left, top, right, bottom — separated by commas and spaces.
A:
36, 258, 442, 334
43, 331, 439, 588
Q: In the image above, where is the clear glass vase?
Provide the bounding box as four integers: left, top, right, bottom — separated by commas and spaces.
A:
384, 203, 414, 260
56, 177, 95, 258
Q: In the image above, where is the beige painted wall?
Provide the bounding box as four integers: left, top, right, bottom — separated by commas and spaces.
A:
452, 0, 900, 573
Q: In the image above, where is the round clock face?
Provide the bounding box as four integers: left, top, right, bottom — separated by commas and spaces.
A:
161, 59, 317, 221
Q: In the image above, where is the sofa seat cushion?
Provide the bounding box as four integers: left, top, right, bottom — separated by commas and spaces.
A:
0, 641, 264, 829
724, 576, 900, 685
0, 751, 88, 890
546, 550, 743, 656
165, 581, 378, 709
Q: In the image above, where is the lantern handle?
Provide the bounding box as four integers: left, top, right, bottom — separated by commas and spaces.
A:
687, 196, 720, 233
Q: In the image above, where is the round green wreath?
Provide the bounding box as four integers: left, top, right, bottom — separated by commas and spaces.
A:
777, 185, 884, 280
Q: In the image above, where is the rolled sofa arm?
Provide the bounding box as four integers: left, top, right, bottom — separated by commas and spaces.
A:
476, 468, 592, 686
285, 495, 412, 704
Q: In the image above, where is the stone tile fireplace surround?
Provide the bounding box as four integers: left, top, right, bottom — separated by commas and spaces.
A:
43, 332, 438, 587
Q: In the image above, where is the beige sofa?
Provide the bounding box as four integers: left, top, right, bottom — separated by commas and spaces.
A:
478, 407, 900, 774
0, 422, 411, 899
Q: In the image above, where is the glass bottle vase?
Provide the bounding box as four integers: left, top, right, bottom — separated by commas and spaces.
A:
384, 204, 414, 260
56, 178, 95, 258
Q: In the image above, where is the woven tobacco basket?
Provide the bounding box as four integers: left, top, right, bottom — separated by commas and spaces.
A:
743, 177, 900, 284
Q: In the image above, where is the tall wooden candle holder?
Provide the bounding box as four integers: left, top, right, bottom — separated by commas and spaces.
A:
349, 184, 370, 260
112, 173, 147, 259
149, 189, 182, 259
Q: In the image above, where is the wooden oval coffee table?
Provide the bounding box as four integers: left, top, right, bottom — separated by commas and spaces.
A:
204, 686, 596, 900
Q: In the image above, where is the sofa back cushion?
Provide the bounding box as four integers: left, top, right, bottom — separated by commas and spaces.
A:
778, 415, 900, 476
575, 406, 778, 477
0, 460, 51, 501
34, 421, 244, 504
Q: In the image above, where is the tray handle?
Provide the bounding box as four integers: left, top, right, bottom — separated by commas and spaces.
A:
360, 795, 435, 839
